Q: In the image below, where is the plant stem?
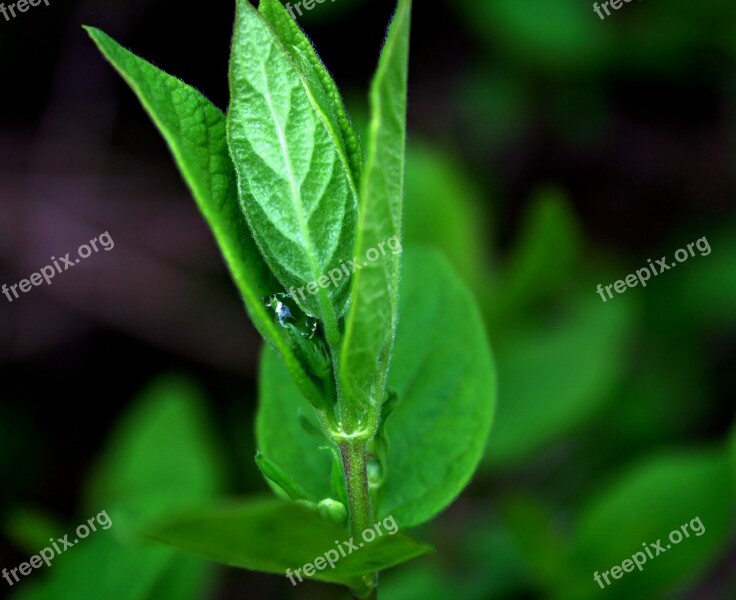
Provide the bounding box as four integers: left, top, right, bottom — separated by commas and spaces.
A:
340, 441, 373, 533
340, 439, 378, 598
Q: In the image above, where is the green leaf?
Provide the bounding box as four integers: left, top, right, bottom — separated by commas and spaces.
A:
653, 228, 736, 331
257, 347, 333, 502
227, 0, 358, 326
13, 376, 223, 600
561, 448, 735, 599
259, 0, 363, 183
404, 141, 491, 294
591, 343, 706, 462
381, 564, 480, 600
339, 0, 412, 412
85, 26, 324, 408
379, 249, 496, 528
453, 0, 609, 74
488, 292, 634, 468
493, 187, 582, 318
150, 499, 431, 592
84, 375, 223, 532
498, 495, 567, 591
381, 517, 529, 600
11, 533, 175, 600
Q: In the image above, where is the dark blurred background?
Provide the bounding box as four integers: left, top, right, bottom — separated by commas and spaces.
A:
1, 0, 735, 599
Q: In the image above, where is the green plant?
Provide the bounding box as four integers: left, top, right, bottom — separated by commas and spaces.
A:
84, 0, 495, 597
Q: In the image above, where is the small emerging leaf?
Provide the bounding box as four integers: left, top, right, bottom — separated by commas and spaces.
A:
255, 451, 308, 501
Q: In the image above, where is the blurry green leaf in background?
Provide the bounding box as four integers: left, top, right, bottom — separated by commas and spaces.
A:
403, 141, 492, 295
652, 226, 736, 333
563, 447, 735, 599
10, 376, 225, 600
488, 293, 634, 468
452, 0, 609, 74
490, 188, 582, 320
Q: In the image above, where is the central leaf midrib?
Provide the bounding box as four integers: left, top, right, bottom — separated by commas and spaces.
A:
259, 61, 323, 287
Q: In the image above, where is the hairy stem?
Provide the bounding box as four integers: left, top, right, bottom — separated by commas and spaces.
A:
340, 441, 373, 533
340, 439, 378, 598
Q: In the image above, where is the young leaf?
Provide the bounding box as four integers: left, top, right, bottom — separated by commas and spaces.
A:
85, 26, 325, 408
339, 0, 412, 412
254, 451, 308, 501
227, 0, 358, 326
259, 0, 363, 183
378, 249, 496, 528
321, 445, 349, 507
149, 499, 432, 592
369, 389, 399, 489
